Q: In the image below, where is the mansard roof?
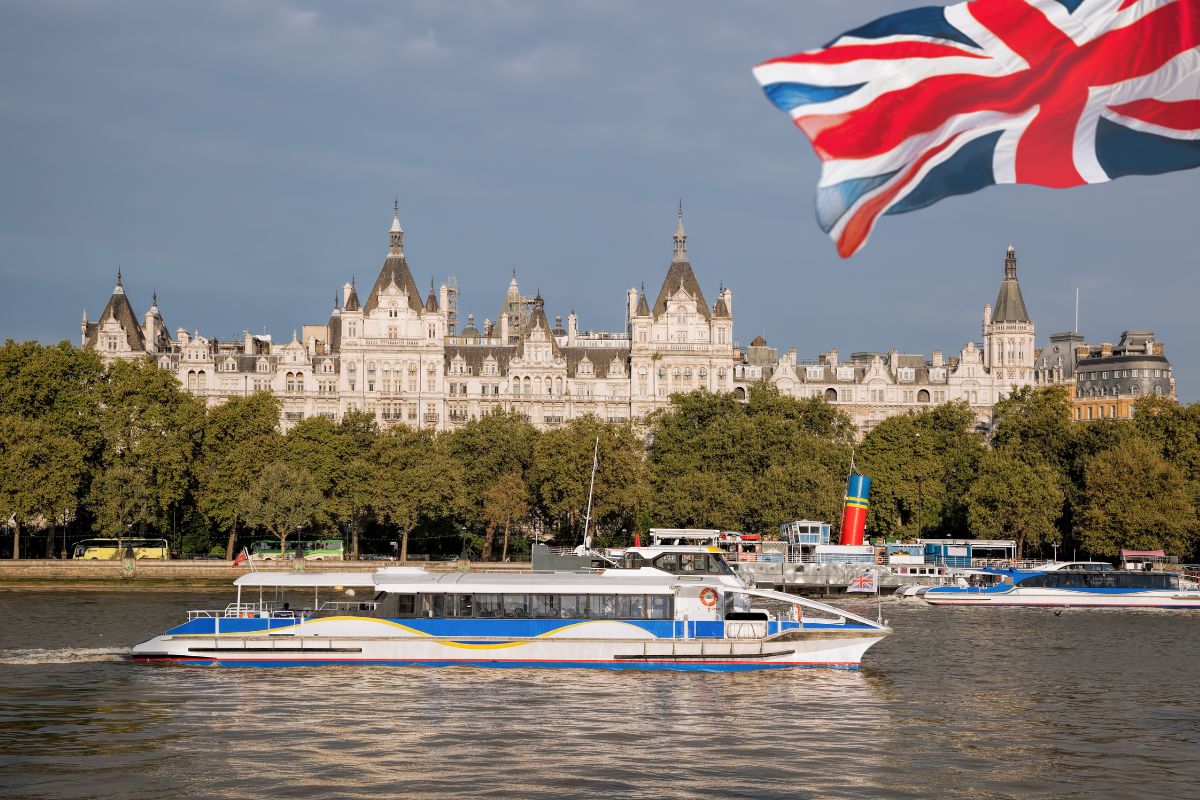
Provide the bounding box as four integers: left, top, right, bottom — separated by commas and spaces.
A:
992, 246, 1030, 323
444, 344, 515, 374
561, 346, 628, 379
365, 254, 423, 314
652, 259, 711, 321
85, 281, 146, 352
517, 297, 562, 360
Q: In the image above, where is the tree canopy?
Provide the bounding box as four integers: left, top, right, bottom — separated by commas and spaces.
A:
1, 342, 1197, 562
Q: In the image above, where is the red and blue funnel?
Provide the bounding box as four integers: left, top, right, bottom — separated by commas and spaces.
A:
841, 474, 871, 546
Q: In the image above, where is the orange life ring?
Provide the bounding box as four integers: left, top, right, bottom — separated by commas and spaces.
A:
699, 587, 718, 607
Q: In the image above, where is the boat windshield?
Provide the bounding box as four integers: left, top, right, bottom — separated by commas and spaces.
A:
648, 551, 735, 576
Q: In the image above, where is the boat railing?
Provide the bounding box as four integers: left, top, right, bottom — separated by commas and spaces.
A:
187, 603, 298, 620
318, 600, 380, 612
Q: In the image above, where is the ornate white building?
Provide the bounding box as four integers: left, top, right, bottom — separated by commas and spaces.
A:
83, 204, 736, 432
739, 246, 1037, 433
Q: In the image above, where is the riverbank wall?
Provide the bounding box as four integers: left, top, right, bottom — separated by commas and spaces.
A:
0, 559, 532, 588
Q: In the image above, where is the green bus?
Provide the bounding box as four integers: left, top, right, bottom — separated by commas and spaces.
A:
249, 539, 345, 561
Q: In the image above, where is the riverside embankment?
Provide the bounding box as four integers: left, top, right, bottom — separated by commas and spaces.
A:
0, 559, 532, 588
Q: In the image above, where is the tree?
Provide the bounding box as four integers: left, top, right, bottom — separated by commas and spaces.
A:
88, 359, 205, 538
483, 471, 531, 561
368, 429, 463, 561
990, 386, 1076, 472
1076, 438, 1198, 558
0, 416, 86, 559
238, 462, 323, 557
965, 450, 1065, 558
282, 414, 378, 554
447, 412, 537, 544
530, 416, 648, 544
195, 393, 283, 558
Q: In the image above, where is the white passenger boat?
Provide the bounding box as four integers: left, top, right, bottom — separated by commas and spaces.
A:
131, 566, 891, 670
924, 561, 1200, 608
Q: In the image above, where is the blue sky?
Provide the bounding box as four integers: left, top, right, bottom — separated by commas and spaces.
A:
1, 0, 1195, 400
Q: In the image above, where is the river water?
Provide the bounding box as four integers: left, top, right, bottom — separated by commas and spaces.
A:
0, 588, 1197, 799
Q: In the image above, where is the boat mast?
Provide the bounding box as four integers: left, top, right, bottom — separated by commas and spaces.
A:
582, 436, 599, 548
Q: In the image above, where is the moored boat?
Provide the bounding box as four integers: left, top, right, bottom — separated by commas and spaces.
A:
131, 566, 891, 670
924, 561, 1200, 608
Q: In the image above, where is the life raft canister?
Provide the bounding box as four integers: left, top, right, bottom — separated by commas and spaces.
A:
699, 587, 718, 607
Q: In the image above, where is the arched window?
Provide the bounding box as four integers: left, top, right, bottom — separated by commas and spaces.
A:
523, 376, 531, 394
733, 387, 747, 401
825, 388, 838, 402
917, 389, 930, 403
512, 377, 520, 395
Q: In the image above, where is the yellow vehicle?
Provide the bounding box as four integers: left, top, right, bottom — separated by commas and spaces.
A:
72, 538, 171, 560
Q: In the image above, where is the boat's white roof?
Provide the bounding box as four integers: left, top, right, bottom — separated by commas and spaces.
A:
233, 571, 378, 588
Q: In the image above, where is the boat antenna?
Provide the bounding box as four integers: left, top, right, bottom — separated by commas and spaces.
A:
582, 436, 600, 549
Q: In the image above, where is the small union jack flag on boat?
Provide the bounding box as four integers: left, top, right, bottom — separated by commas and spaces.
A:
753, 0, 1200, 257
846, 569, 879, 593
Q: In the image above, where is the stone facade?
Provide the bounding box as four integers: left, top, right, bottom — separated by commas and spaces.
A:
82, 205, 735, 432
82, 215, 1176, 435
741, 246, 1037, 434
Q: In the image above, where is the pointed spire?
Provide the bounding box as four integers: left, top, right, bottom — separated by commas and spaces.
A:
672, 201, 687, 261
992, 244, 1030, 323
388, 201, 404, 255
113, 268, 125, 295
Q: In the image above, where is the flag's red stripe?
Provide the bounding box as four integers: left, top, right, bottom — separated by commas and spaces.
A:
759, 41, 987, 68
837, 133, 966, 257
1110, 98, 1200, 131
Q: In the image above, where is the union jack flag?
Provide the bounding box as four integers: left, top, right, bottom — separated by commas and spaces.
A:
753, 0, 1200, 258
846, 569, 879, 593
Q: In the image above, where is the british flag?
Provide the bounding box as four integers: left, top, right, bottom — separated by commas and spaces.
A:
753, 0, 1200, 257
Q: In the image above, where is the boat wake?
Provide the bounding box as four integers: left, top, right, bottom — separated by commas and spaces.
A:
0, 647, 130, 665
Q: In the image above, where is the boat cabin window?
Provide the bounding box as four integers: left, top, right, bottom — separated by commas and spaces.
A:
384, 592, 674, 620
648, 595, 671, 619
502, 594, 528, 618
1020, 572, 1174, 590
622, 553, 646, 569
589, 595, 618, 619
529, 594, 558, 618
617, 595, 646, 618
475, 594, 502, 618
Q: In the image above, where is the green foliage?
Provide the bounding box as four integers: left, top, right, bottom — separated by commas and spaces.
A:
194, 393, 283, 556
965, 449, 1065, 558
646, 385, 852, 536
530, 416, 648, 543
0, 415, 86, 558
859, 401, 985, 540
990, 386, 1075, 472
238, 461, 324, 553
0, 341, 1197, 562
368, 429, 463, 560
447, 412, 537, 532
1076, 438, 1198, 557
483, 471, 531, 561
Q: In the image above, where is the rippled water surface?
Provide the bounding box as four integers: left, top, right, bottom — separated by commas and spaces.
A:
1, 589, 1198, 799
